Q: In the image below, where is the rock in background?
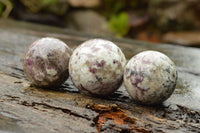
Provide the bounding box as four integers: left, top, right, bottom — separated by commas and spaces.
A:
65, 10, 113, 36
148, 0, 200, 31
3, 0, 200, 46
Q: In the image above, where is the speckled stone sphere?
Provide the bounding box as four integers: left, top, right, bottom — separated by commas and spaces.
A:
23, 37, 71, 88
69, 39, 126, 96
124, 51, 178, 105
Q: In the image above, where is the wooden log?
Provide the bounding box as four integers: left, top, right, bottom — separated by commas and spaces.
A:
0, 19, 200, 132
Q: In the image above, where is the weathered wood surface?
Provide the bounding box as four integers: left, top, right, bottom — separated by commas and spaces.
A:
0, 19, 200, 133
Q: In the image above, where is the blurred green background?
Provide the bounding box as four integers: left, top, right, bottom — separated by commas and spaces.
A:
1, 0, 200, 46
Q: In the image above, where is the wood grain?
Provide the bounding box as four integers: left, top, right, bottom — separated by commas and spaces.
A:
0, 19, 200, 133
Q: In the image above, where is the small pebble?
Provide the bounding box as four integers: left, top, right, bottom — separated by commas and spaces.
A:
124, 50, 178, 105
69, 39, 126, 96
23, 37, 71, 88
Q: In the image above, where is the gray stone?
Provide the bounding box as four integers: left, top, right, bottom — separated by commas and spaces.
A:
65, 10, 113, 36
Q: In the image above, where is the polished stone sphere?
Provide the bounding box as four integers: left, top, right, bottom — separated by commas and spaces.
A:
69, 39, 126, 96
124, 51, 178, 105
23, 37, 71, 88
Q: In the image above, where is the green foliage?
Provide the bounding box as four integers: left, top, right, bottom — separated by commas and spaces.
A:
0, 2, 4, 17
103, 0, 126, 17
0, 0, 13, 18
109, 12, 130, 37
103, 0, 144, 36
40, 0, 59, 6
129, 1, 139, 8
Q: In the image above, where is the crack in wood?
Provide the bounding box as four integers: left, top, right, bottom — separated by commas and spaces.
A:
20, 101, 97, 121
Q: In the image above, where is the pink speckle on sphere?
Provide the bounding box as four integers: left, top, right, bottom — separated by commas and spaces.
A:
124, 51, 178, 105
23, 37, 72, 88
69, 39, 126, 96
